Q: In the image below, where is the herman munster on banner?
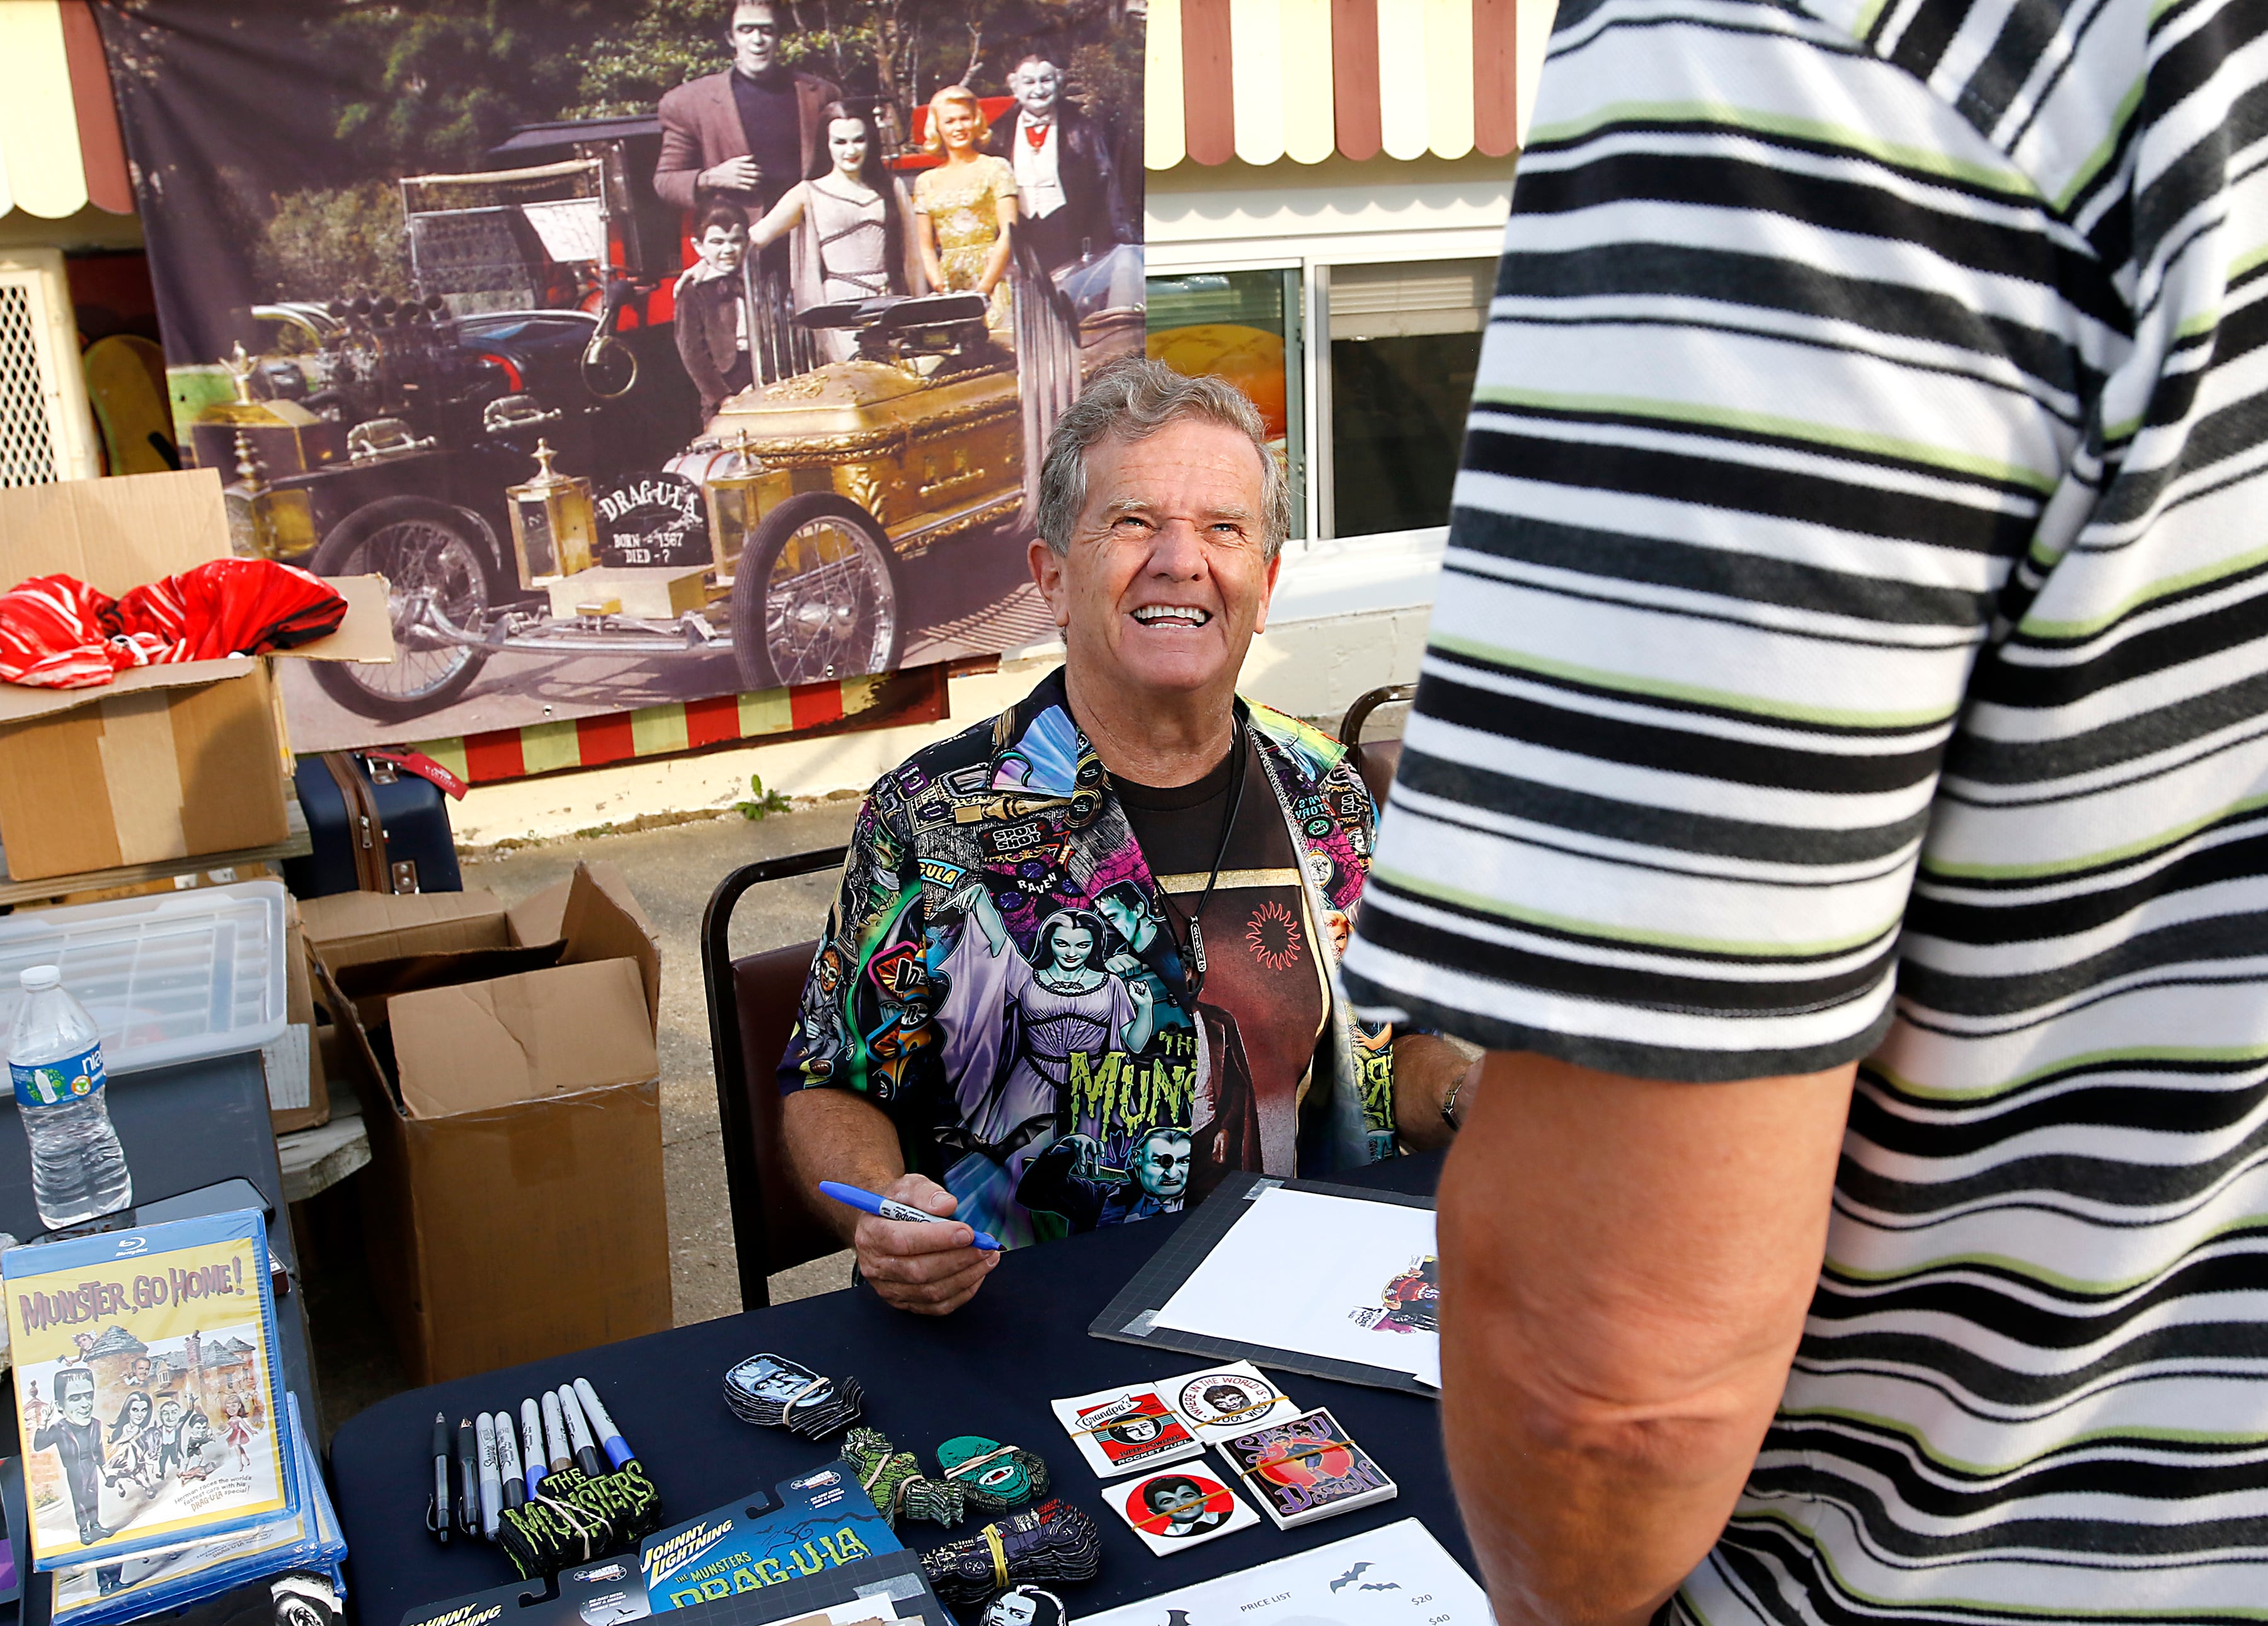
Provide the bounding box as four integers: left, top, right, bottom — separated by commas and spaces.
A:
94, 0, 1145, 750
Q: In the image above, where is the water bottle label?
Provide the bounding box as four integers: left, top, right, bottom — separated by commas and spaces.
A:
12, 1043, 104, 1109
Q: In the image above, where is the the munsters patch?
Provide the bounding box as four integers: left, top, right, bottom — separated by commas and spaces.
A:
642, 1465, 897, 1610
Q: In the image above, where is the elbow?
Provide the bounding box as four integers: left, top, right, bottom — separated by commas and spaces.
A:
1443, 1299, 1784, 1503
1492, 1371, 1754, 1487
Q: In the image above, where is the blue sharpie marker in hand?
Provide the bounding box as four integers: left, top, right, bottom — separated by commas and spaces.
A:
819, 1181, 1002, 1251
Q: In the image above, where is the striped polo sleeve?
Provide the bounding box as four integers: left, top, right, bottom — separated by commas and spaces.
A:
1341, 0, 2119, 1082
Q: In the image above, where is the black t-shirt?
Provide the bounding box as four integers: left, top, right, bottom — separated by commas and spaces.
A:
729, 70, 805, 210
1113, 735, 1331, 1179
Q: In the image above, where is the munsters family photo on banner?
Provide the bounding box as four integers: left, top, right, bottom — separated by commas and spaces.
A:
93, 0, 1146, 748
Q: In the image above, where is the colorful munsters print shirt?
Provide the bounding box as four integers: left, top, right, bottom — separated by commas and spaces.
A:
780, 670, 1397, 1247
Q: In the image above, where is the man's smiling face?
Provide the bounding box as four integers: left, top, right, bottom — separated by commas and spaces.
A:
1032, 416, 1279, 710
1013, 60, 1063, 121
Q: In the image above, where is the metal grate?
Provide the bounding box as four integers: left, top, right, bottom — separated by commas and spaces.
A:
0, 282, 61, 487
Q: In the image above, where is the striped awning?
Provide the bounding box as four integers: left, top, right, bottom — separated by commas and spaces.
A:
6, 0, 1549, 209
1145, 0, 1555, 168
0, 0, 133, 219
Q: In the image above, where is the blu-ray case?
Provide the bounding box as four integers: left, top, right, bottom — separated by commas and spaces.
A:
50, 1394, 342, 1626
3, 1211, 297, 1572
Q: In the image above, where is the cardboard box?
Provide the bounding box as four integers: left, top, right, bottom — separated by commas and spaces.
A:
266, 905, 331, 1136
297, 888, 520, 972
0, 471, 392, 880
311, 862, 670, 1383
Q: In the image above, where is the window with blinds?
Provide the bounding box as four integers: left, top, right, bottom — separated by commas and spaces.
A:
1327, 257, 1491, 535
1327, 259, 1492, 341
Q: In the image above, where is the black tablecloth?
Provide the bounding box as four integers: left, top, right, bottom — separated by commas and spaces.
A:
328, 1154, 1471, 1626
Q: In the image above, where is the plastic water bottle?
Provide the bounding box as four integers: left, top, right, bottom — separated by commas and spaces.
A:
9, 966, 131, 1230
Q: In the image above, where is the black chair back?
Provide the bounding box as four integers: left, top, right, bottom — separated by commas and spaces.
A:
701, 847, 849, 1310
1339, 683, 1417, 808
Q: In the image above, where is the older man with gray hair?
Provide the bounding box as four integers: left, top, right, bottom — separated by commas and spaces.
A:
776, 357, 1475, 1314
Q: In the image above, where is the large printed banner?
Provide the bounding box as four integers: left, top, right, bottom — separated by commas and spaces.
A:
94, 0, 1145, 752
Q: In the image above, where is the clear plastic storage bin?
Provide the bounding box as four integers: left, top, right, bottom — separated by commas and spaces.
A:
0, 881, 287, 1075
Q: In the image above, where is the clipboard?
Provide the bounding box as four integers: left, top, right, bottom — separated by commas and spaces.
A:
1086, 1171, 1438, 1397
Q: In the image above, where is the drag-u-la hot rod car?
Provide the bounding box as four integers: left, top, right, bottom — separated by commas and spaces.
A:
205, 134, 1141, 721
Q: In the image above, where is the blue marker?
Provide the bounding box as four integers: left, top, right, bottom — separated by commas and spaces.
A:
520, 1399, 547, 1499
818, 1181, 1002, 1251
574, 1378, 636, 1469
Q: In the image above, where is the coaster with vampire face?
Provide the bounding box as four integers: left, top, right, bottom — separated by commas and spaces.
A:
1108, 1468, 1259, 1556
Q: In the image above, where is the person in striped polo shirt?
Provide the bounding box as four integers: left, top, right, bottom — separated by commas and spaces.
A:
1341, 0, 2268, 1618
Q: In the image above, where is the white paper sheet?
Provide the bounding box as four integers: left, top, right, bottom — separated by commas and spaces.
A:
1083, 1516, 1491, 1626
1151, 1189, 1439, 1381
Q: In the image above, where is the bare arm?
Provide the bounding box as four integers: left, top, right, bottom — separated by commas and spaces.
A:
915, 209, 945, 294
780, 1087, 999, 1315
893, 181, 931, 294
1441, 1050, 1855, 1626
978, 185, 1017, 295
1389, 1033, 1479, 1154
747, 183, 808, 251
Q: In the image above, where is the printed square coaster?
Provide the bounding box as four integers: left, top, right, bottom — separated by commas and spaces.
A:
1215, 1406, 1397, 1529
1051, 1383, 1204, 1479
1159, 1361, 1302, 1443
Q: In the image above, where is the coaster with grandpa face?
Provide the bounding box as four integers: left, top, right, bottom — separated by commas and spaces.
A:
1051, 1383, 1203, 1478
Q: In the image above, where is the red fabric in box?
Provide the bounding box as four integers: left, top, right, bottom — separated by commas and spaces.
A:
0, 558, 347, 689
